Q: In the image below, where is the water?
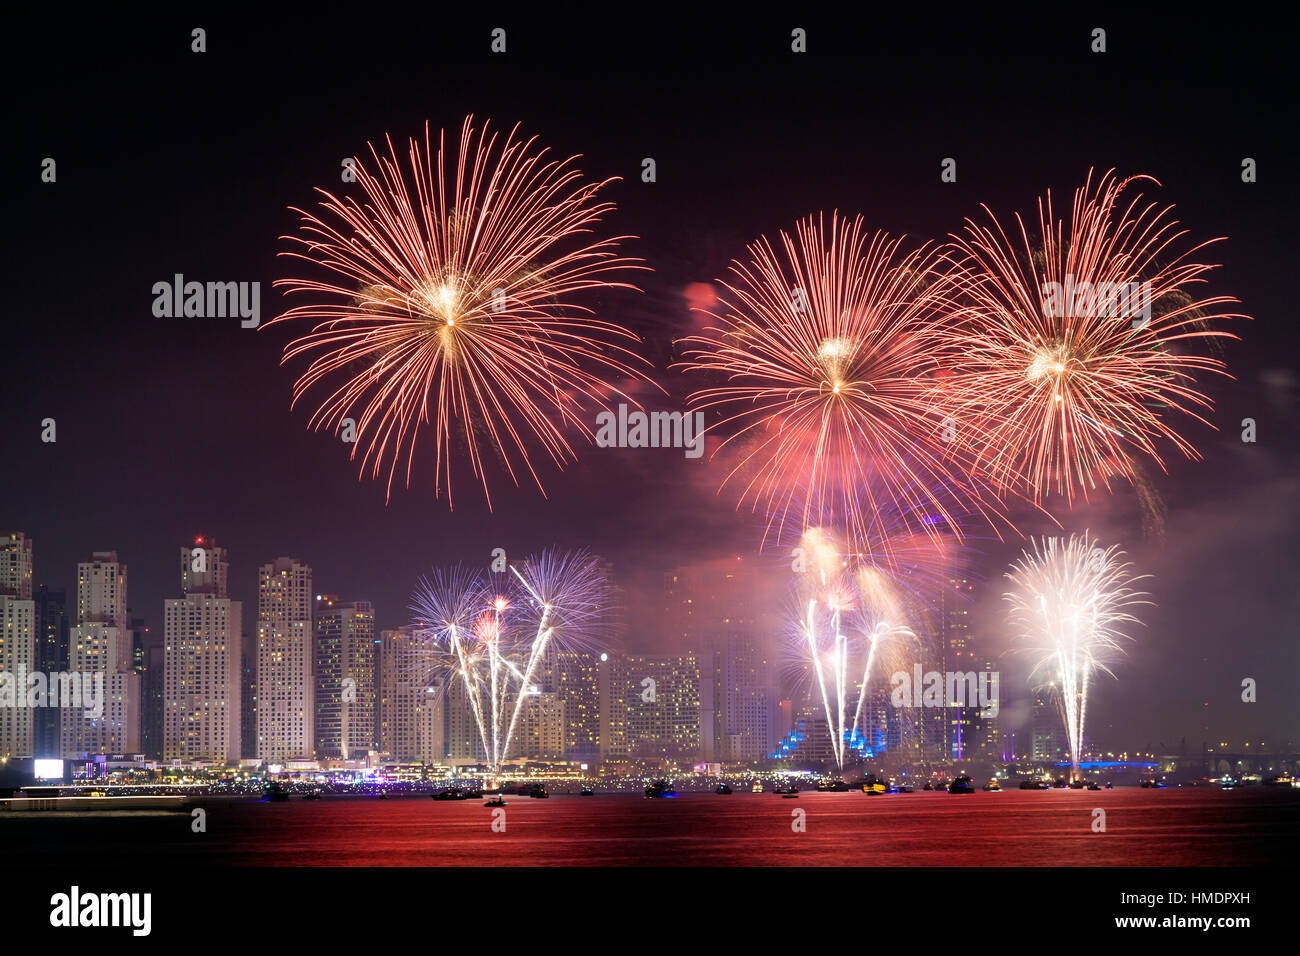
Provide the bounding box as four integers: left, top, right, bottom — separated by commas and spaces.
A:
6, 788, 1297, 866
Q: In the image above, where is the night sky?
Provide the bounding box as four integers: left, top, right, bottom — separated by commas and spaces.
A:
6, 14, 1297, 755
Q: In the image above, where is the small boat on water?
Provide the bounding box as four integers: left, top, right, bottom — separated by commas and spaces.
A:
862, 780, 886, 795
527, 784, 549, 799
430, 787, 468, 801
1086, 782, 1102, 791
982, 779, 1001, 792
922, 782, 934, 791
1105, 781, 1114, 789
948, 776, 975, 794
751, 781, 764, 793
898, 783, 914, 793
580, 786, 594, 796
303, 790, 321, 800
1139, 778, 1167, 789
645, 780, 677, 798
263, 783, 291, 802
773, 783, 799, 795
485, 797, 507, 807
715, 783, 733, 795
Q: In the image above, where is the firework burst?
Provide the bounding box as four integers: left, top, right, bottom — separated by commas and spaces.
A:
269, 117, 653, 508
786, 525, 925, 772
677, 212, 1005, 554
933, 169, 1248, 507
409, 548, 609, 772
1005, 532, 1151, 780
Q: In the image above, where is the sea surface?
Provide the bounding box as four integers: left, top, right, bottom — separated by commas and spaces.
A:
6, 788, 1297, 866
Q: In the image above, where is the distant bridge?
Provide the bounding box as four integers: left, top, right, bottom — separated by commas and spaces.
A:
1156, 753, 1299, 776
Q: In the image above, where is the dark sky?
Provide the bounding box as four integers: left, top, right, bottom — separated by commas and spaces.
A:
5, 13, 1297, 754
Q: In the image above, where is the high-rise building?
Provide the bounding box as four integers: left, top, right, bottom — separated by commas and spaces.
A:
0, 597, 36, 756
1031, 689, 1068, 765
164, 596, 243, 763
377, 628, 443, 762
33, 584, 69, 757
63, 552, 139, 756
164, 540, 241, 764
601, 653, 702, 762
663, 556, 779, 761
715, 632, 772, 763
0, 532, 33, 599
0, 564, 36, 756
256, 557, 314, 763
314, 596, 377, 760
181, 538, 228, 598
519, 691, 566, 759
535, 647, 602, 762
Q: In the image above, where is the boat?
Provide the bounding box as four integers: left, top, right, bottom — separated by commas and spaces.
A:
485, 797, 507, 807
527, 784, 549, 799
948, 776, 975, 794
1086, 782, 1102, 791
861, 780, 886, 795
580, 786, 594, 796
1139, 778, 1167, 789
645, 780, 677, 798
1105, 781, 1113, 789
982, 779, 1001, 792
430, 787, 467, 801
303, 790, 321, 800
922, 782, 934, 791
898, 783, 914, 793
715, 783, 733, 795
774, 783, 799, 795
1068, 780, 1085, 789
262, 782, 291, 802
751, 781, 764, 793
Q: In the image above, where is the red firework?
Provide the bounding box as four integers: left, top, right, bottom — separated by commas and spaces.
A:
676, 211, 1003, 552
932, 169, 1248, 506
267, 117, 651, 508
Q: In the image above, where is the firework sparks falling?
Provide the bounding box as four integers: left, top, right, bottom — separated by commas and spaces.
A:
933, 169, 1248, 507
269, 117, 653, 508
1005, 533, 1151, 780
790, 526, 921, 772
676, 211, 1006, 553
409, 549, 609, 772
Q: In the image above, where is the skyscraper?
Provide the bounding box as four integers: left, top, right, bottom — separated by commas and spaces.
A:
602, 653, 702, 762
377, 628, 443, 762
314, 596, 377, 760
33, 584, 69, 757
164, 538, 242, 764
256, 557, 314, 764
63, 551, 139, 756
0, 533, 36, 757
663, 556, 780, 760
0, 532, 33, 599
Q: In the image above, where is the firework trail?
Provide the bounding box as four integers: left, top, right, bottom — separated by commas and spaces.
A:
269, 117, 654, 508
1005, 533, 1151, 780
789, 526, 922, 772
933, 169, 1248, 507
676, 211, 1008, 554
409, 549, 608, 773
